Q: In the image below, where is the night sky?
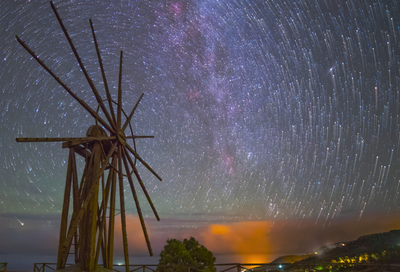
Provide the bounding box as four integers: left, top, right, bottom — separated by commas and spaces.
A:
2, 0, 400, 270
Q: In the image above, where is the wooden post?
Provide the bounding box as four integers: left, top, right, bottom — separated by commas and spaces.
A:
118, 147, 130, 272
70, 148, 80, 263
107, 155, 117, 269
57, 149, 74, 269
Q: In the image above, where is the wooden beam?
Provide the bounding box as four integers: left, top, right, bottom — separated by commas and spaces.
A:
125, 147, 160, 221
122, 93, 144, 132
71, 148, 80, 263
74, 145, 91, 159
58, 150, 95, 268
88, 142, 102, 271
107, 155, 117, 269
125, 144, 162, 181
57, 149, 74, 270
90, 19, 117, 128
62, 137, 116, 148
99, 171, 109, 267
118, 147, 130, 272
49, 1, 115, 131
122, 148, 153, 256
59, 141, 117, 267
117, 51, 123, 129
15, 35, 114, 134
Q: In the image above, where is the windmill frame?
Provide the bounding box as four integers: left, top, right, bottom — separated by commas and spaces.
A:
15, 2, 162, 272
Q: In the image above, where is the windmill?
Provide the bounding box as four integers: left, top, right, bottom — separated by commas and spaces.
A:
15, 2, 162, 272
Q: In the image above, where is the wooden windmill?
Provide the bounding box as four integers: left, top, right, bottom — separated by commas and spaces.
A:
15, 2, 162, 272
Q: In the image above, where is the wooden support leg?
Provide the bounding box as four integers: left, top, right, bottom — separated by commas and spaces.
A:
107, 155, 117, 269
57, 148, 74, 270
118, 147, 130, 272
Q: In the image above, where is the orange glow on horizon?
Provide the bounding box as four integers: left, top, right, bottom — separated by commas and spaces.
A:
211, 224, 230, 235
240, 254, 271, 264
110, 212, 400, 261
201, 221, 273, 258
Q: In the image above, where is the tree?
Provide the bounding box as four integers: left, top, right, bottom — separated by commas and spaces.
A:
156, 237, 216, 272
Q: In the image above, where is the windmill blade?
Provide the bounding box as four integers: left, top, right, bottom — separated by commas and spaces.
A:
117, 51, 123, 128
117, 147, 130, 271
125, 144, 162, 181
16, 136, 115, 143
122, 93, 144, 132
90, 19, 117, 128
121, 148, 153, 256
124, 146, 160, 221
15, 36, 113, 133
50, 2, 115, 131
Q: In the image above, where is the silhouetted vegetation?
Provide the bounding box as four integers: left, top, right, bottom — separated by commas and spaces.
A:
156, 237, 216, 272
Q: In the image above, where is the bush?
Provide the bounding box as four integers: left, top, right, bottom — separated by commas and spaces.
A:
156, 237, 216, 272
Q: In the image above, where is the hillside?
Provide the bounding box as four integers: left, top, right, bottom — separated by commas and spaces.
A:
270, 254, 313, 264
306, 229, 400, 263
264, 229, 400, 271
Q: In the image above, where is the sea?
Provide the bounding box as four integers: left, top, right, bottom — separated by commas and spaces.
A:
1, 253, 286, 271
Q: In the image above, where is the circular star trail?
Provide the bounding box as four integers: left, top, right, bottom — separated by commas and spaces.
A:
1, 0, 400, 228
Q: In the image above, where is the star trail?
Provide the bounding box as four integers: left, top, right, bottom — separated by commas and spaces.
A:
2, 0, 400, 268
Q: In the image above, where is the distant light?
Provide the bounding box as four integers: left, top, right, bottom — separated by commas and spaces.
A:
16, 217, 24, 226
278, 264, 282, 269
315, 252, 318, 254
342, 243, 345, 246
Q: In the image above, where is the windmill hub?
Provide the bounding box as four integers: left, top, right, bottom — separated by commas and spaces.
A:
117, 129, 126, 144
86, 125, 107, 138
86, 125, 109, 152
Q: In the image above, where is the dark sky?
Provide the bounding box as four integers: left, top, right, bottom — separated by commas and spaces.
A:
2, 0, 400, 270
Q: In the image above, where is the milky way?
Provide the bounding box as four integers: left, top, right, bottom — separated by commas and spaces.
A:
1, 0, 400, 231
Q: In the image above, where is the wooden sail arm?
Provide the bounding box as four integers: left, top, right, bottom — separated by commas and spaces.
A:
121, 147, 153, 256
125, 144, 162, 181
15, 36, 114, 133
122, 93, 144, 132
50, 1, 116, 131
90, 19, 117, 127
124, 148, 160, 221
16, 136, 116, 143
117, 51, 123, 128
